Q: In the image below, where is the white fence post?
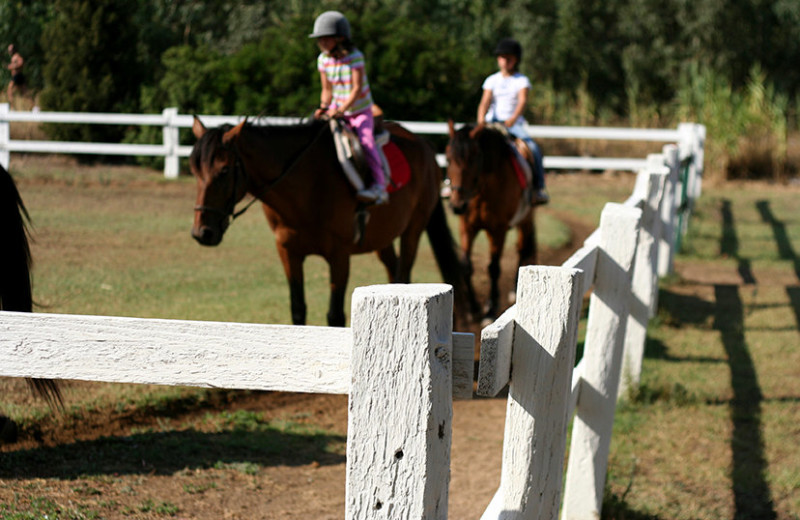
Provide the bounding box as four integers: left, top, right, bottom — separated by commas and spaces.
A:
656, 145, 680, 276
618, 168, 668, 399
346, 284, 454, 519
562, 203, 642, 520
481, 266, 584, 520
162, 107, 180, 178
0, 103, 9, 170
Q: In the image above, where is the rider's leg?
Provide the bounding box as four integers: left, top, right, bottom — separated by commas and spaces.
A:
347, 110, 387, 204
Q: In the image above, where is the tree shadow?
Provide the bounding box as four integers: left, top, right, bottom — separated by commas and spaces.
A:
0, 426, 346, 480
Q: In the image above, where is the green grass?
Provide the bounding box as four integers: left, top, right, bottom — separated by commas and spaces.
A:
602, 182, 800, 519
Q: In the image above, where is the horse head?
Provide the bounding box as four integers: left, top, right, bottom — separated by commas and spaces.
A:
445, 120, 484, 214
189, 117, 249, 246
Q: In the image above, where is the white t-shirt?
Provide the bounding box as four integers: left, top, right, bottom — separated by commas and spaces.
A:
482, 71, 532, 124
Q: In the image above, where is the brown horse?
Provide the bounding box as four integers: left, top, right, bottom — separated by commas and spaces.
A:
189, 117, 467, 326
445, 121, 537, 324
0, 165, 63, 415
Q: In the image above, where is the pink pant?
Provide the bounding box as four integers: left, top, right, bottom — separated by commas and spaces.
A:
343, 109, 384, 186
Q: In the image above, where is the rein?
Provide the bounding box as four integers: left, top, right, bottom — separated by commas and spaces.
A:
195, 121, 330, 223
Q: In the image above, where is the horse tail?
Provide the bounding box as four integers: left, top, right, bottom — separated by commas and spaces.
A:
425, 197, 471, 318
0, 166, 64, 410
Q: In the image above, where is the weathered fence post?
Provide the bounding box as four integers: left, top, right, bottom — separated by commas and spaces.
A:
618, 168, 668, 399
162, 107, 180, 179
347, 284, 454, 519
562, 203, 642, 520
656, 145, 680, 276
0, 103, 9, 170
481, 266, 584, 520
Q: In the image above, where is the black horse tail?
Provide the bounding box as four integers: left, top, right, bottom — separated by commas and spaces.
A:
0, 166, 64, 410
425, 197, 473, 321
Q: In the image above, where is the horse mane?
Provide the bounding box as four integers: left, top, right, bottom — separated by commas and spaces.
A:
191, 118, 329, 171
451, 124, 511, 171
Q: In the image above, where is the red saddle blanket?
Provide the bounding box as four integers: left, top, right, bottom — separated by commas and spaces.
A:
383, 141, 410, 193
510, 154, 528, 189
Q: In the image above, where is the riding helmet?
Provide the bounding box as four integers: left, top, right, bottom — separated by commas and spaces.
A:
494, 38, 522, 59
309, 11, 351, 39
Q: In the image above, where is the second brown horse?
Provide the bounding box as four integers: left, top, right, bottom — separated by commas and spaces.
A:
445, 121, 537, 324
190, 117, 467, 326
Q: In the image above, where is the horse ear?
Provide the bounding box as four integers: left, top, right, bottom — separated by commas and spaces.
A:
469, 123, 485, 140
448, 119, 455, 138
222, 119, 246, 146
192, 116, 207, 139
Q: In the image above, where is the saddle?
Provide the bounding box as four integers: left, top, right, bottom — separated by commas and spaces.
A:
487, 123, 535, 226
330, 105, 409, 195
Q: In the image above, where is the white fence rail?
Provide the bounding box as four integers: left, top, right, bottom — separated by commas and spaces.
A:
0, 104, 705, 178
0, 121, 704, 518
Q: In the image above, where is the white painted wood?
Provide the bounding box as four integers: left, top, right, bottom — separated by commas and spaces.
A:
0, 310, 474, 398
452, 332, 475, 400
162, 107, 180, 179
477, 305, 516, 397
346, 284, 453, 520
0, 103, 8, 169
0, 311, 352, 394
481, 267, 584, 520
562, 203, 642, 520
0, 105, 702, 176
562, 241, 599, 296
618, 169, 668, 400
657, 145, 680, 276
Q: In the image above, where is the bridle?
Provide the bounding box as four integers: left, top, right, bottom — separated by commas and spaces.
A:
193, 121, 330, 225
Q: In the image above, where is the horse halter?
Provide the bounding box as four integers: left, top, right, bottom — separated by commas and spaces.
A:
193, 149, 247, 226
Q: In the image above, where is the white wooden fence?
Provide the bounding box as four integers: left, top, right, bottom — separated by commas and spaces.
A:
0, 103, 705, 178
0, 112, 704, 518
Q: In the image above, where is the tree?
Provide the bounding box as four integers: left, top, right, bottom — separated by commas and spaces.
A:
39, 0, 141, 144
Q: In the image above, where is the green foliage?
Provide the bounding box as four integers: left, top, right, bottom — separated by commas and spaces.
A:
39, 0, 141, 144
0, 1, 54, 90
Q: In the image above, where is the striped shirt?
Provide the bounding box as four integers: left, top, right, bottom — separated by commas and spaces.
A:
317, 49, 373, 115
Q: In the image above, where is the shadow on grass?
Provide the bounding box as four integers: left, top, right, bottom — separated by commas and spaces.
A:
756, 200, 799, 281
0, 425, 346, 479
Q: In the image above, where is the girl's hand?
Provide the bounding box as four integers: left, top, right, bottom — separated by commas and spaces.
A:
327, 107, 343, 119
504, 117, 518, 127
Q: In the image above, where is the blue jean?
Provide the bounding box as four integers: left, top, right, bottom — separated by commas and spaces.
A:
506, 124, 545, 190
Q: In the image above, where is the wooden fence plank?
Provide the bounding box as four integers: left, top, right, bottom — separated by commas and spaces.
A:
480, 266, 584, 519
562, 203, 642, 520
619, 169, 668, 399
346, 284, 453, 519
0, 311, 351, 394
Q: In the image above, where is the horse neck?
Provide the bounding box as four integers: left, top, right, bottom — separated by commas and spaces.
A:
238, 122, 329, 195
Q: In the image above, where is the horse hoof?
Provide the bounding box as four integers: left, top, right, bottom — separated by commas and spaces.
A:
508, 290, 517, 304
481, 316, 496, 328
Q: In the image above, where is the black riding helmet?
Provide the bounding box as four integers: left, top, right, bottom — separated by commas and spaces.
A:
494, 38, 522, 60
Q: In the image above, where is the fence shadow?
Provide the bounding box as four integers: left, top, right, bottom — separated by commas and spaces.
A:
714, 284, 776, 519
721, 199, 757, 284
0, 426, 346, 480
756, 200, 799, 281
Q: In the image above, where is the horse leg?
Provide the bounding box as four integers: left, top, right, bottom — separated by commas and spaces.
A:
458, 219, 482, 320
510, 215, 537, 303
278, 246, 307, 325
327, 253, 351, 327
484, 228, 509, 324
376, 245, 398, 283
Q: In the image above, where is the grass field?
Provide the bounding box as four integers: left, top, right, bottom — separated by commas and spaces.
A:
2, 158, 799, 519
